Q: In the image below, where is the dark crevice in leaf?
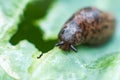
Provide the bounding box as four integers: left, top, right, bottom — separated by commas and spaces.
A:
24, 0, 55, 21
9, 0, 57, 53
9, 21, 57, 53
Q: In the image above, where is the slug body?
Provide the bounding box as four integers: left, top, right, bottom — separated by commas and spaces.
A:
56, 7, 115, 52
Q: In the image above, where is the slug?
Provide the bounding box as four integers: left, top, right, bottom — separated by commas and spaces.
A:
56, 7, 115, 52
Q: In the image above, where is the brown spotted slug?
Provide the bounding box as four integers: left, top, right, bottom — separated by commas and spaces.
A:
56, 7, 115, 52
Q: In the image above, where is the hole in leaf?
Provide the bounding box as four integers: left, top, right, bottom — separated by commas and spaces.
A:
9, 0, 57, 53
10, 23, 57, 53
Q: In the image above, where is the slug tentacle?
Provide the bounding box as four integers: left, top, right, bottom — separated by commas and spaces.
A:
70, 45, 77, 52
55, 41, 64, 46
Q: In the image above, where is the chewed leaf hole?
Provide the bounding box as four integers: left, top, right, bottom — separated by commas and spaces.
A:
9, 0, 57, 53
9, 22, 57, 53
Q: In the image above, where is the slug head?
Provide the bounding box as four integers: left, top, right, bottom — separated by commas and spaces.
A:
56, 21, 82, 52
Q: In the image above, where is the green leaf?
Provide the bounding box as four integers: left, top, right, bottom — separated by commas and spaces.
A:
29, 48, 120, 80
0, 0, 41, 80
0, 41, 41, 80
0, 0, 120, 80
0, 0, 32, 44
